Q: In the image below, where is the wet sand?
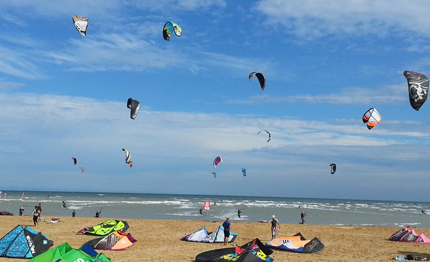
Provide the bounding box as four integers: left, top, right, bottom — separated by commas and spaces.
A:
0, 216, 428, 261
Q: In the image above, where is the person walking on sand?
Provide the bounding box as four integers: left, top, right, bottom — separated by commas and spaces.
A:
72, 210, 76, 217
19, 206, 24, 216
222, 217, 231, 245
269, 215, 280, 240
32, 206, 39, 226
300, 211, 306, 224
37, 203, 44, 221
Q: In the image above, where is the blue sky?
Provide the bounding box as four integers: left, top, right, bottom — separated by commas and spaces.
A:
1, 0, 430, 201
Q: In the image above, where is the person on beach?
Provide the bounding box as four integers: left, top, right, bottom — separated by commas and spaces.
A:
37, 203, 43, 221
32, 206, 39, 226
237, 209, 242, 218
269, 215, 280, 240
72, 210, 76, 217
300, 211, 306, 224
62, 201, 67, 209
95, 210, 101, 218
19, 206, 24, 216
222, 217, 231, 245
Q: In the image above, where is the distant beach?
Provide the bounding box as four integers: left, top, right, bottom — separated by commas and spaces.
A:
0, 216, 428, 262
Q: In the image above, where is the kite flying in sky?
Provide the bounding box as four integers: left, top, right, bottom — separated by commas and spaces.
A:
404, 71, 429, 111
72, 16, 88, 37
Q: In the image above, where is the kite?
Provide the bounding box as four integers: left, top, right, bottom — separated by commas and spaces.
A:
362, 108, 381, 130
72, 16, 88, 37
212, 172, 217, 178
257, 129, 271, 142
163, 21, 182, 41
329, 163, 336, 174
213, 156, 222, 168
72, 157, 77, 165
242, 168, 246, 177
122, 148, 133, 167
80, 167, 85, 173
249, 72, 266, 90
404, 71, 429, 111
127, 98, 140, 120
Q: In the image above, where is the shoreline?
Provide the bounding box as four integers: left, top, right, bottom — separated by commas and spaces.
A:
0, 216, 428, 261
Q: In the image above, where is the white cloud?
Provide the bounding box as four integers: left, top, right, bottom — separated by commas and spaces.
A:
226, 84, 405, 105
255, 0, 430, 39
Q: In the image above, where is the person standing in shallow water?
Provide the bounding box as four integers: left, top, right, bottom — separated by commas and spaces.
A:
222, 217, 231, 245
300, 211, 306, 224
72, 210, 76, 217
269, 215, 280, 240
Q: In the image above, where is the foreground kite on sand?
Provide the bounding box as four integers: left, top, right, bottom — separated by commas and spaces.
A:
0, 225, 53, 258
196, 238, 273, 262
265, 233, 325, 253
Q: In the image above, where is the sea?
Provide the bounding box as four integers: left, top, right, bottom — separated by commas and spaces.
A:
1, 191, 429, 228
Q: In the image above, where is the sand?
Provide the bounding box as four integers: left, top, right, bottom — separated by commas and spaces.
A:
0, 215, 428, 261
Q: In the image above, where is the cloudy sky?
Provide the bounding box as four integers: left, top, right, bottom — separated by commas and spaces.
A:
1, 0, 430, 201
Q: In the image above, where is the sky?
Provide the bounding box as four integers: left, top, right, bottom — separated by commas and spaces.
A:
1, 0, 430, 201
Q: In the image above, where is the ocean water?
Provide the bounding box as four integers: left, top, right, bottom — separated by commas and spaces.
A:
0, 191, 429, 228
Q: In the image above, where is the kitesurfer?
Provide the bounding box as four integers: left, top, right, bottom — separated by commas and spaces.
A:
95, 210, 101, 218
199, 208, 203, 215
422, 210, 427, 215
237, 209, 242, 218
72, 210, 76, 217
269, 215, 280, 240
62, 201, 67, 209
222, 217, 231, 245
19, 206, 24, 216
300, 211, 306, 224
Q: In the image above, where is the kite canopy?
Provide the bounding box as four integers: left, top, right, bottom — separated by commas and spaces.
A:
265, 233, 325, 254
329, 163, 336, 174
404, 71, 429, 111
85, 231, 137, 251
77, 220, 129, 236
72, 157, 77, 165
257, 129, 271, 142
249, 72, 266, 90
388, 226, 430, 244
212, 172, 217, 178
0, 225, 53, 258
27, 243, 111, 262
163, 21, 182, 41
196, 238, 273, 262
213, 156, 222, 168
122, 148, 133, 167
72, 15, 88, 37
362, 108, 381, 130
127, 98, 140, 120
242, 168, 246, 177
182, 226, 238, 243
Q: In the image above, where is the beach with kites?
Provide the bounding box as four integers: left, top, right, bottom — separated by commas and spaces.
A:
2, 0, 430, 261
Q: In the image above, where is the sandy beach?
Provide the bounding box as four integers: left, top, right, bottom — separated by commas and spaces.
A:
0, 215, 428, 261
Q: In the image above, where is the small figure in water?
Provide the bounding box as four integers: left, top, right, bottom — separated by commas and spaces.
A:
95, 210, 101, 218
72, 210, 76, 217
422, 210, 427, 215
62, 201, 67, 209
299, 211, 306, 224
237, 209, 242, 218
199, 208, 203, 215
19, 206, 24, 216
